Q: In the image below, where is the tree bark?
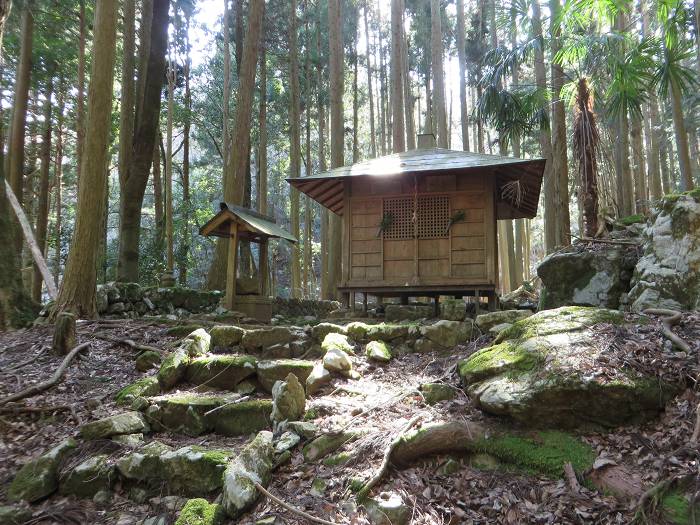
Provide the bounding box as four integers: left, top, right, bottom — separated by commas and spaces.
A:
401, 6, 415, 151
32, 74, 54, 303
456, 0, 469, 151
549, 0, 570, 246
390, 0, 405, 152
223, 0, 231, 169
117, 0, 169, 282
76, 0, 86, 181
53, 78, 66, 283
669, 79, 695, 191
165, 58, 175, 275
289, 0, 302, 298
206, 0, 265, 290
119, 0, 136, 192
316, 9, 330, 299
352, 29, 359, 162
327, 0, 344, 299
430, 0, 448, 148
363, 5, 377, 157
304, 4, 313, 297
630, 113, 647, 211
54, 0, 118, 318
179, 10, 192, 286
152, 140, 163, 252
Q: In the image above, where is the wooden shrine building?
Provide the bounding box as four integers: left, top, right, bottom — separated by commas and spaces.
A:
287, 134, 545, 310
200, 203, 297, 321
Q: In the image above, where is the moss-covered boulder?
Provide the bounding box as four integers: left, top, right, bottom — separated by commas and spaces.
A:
365, 491, 410, 525
212, 400, 273, 436
420, 383, 457, 404
80, 411, 149, 440
144, 392, 242, 436
256, 359, 315, 392
59, 454, 115, 498
475, 310, 533, 332
116, 376, 161, 405
628, 192, 700, 311
241, 327, 292, 352
158, 348, 190, 389
306, 362, 332, 395
311, 322, 347, 342
271, 373, 306, 423
459, 306, 680, 428
420, 319, 474, 348
175, 498, 226, 525
221, 431, 275, 518
323, 348, 352, 373
136, 350, 162, 372
321, 332, 355, 354
365, 340, 392, 362
209, 325, 246, 348
181, 328, 212, 357
537, 244, 638, 310
8, 439, 77, 502
185, 354, 257, 390
347, 322, 408, 343
117, 442, 232, 496
385, 304, 433, 321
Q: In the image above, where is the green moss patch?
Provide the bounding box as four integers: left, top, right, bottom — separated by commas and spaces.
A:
210, 400, 272, 436
459, 340, 544, 384
617, 214, 645, 226
185, 354, 257, 390
116, 377, 160, 405
475, 431, 595, 478
175, 498, 225, 525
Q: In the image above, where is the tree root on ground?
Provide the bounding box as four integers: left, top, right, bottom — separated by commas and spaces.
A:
94, 332, 161, 354
253, 480, 338, 525
0, 342, 90, 406
642, 308, 692, 354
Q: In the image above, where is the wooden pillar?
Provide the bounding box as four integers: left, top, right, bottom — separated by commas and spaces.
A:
362, 293, 368, 313
474, 289, 481, 315
433, 295, 440, 317
488, 292, 497, 312
225, 222, 238, 309
259, 238, 269, 297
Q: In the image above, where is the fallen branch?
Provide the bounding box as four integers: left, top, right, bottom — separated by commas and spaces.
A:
94, 333, 161, 354
0, 342, 90, 406
357, 416, 421, 500
203, 396, 250, 416
691, 402, 700, 445
252, 480, 338, 525
0, 404, 71, 414
642, 309, 692, 354
571, 234, 639, 246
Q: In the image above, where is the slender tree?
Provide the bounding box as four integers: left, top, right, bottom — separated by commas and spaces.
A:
456, 0, 470, 151
390, 0, 405, 152
289, 0, 302, 297
76, 0, 86, 179
54, 0, 118, 317
431, 0, 448, 147
363, 4, 377, 157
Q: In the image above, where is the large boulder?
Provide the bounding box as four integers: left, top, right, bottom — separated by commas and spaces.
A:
175, 498, 225, 525
475, 310, 533, 332
144, 392, 241, 436
458, 306, 680, 428
221, 431, 275, 518
346, 322, 408, 343
184, 355, 257, 390
419, 320, 474, 348
7, 439, 77, 502
241, 327, 293, 352
537, 243, 638, 310
384, 304, 433, 321
270, 373, 306, 423
627, 192, 700, 311
321, 332, 355, 354
209, 325, 245, 348
115, 376, 161, 405
80, 411, 149, 440
59, 454, 115, 498
256, 359, 315, 392
158, 348, 190, 389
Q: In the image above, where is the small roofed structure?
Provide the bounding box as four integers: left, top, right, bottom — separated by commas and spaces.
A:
287, 133, 545, 311
199, 203, 297, 322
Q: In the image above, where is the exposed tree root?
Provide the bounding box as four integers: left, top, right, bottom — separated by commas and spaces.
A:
563, 462, 581, 494
253, 480, 338, 525
692, 402, 700, 445
94, 332, 161, 354
0, 342, 90, 406
357, 415, 421, 500
642, 309, 692, 354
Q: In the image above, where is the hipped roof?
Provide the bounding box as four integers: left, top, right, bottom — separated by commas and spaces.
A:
287, 147, 546, 219
199, 203, 297, 243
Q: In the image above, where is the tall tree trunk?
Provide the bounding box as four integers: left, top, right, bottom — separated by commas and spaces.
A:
352, 35, 359, 162
390, 0, 405, 153
669, 79, 695, 191
615, 11, 635, 215
289, 0, 302, 298
76, 0, 86, 180
401, 8, 415, 151
206, 0, 265, 290
304, 5, 313, 297
641, 3, 663, 200
549, 0, 570, 246
152, 141, 163, 252
119, 0, 136, 197
575, 78, 600, 237
32, 74, 54, 303
363, 5, 377, 157
53, 78, 66, 282
630, 113, 647, 211
430, 0, 448, 148
54, 0, 118, 318
6, 0, 33, 254
316, 9, 330, 299
223, 0, 231, 169
117, 0, 170, 282
327, 0, 344, 299
531, 0, 556, 253
165, 59, 175, 275
456, 0, 469, 151
179, 10, 192, 286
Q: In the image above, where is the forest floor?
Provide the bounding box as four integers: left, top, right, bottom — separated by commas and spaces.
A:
0, 315, 699, 524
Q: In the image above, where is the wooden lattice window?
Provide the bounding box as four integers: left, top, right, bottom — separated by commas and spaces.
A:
418, 195, 450, 238
382, 195, 450, 239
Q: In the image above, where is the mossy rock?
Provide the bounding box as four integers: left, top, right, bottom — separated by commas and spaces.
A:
158, 348, 190, 389
222, 431, 275, 518
241, 327, 293, 352
475, 310, 533, 332
617, 213, 646, 226
420, 319, 474, 348
271, 374, 306, 423
145, 392, 241, 436
175, 498, 226, 525
181, 328, 212, 357
116, 376, 160, 405
312, 323, 347, 342
0, 505, 32, 524
185, 354, 257, 390
347, 322, 408, 343
420, 383, 457, 404
8, 439, 77, 502
116, 440, 173, 481
166, 324, 206, 337
209, 325, 246, 348
459, 307, 679, 428
211, 400, 273, 436
136, 350, 162, 372
80, 411, 149, 440
303, 432, 356, 462
256, 359, 315, 392
321, 332, 355, 355
59, 454, 115, 498
365, 340, 392, 362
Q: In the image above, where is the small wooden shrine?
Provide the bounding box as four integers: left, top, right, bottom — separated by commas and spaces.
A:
199, 203, 297, 322
287, 134, 545, 310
